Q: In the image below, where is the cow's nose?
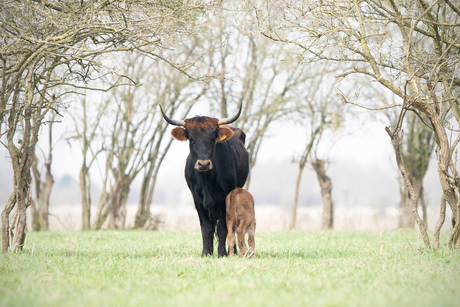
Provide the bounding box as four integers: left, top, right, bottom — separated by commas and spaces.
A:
195, 159, 213, 171
198, 160, 210, 167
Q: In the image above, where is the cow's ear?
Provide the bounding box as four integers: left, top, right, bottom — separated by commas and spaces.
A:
171, 127, 187, 141
217, 126, 234, 142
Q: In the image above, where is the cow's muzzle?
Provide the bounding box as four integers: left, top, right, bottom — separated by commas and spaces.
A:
195, 159, 213, 171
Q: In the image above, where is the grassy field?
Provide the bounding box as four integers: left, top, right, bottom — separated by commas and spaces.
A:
0, 230, 459, 307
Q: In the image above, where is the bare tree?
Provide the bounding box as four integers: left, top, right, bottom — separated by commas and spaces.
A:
133, 54, 211, 229
252, 0, 460, 249
65, 92, 110, 230
1, 0, 219, 253
203, 10, 317, 188
85, 51, 209, 230
289, 69, 344, 230
290, 124, 324, 230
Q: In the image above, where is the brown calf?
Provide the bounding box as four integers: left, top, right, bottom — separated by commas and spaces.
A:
226, 188, 256, 257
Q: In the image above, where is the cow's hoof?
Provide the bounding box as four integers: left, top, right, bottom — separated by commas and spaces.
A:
201, 250, 213, 257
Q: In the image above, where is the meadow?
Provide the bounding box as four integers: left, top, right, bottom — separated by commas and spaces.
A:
0, 230, 459, 307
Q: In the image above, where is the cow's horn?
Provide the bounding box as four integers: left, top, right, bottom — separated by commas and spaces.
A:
159, 104, 185, 126
218, 103, 242, 125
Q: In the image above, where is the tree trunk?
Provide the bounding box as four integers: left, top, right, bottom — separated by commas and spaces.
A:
108, 178, 123, 229
423, 105, 459, 247
38, 159, 53, 231
11, 186, 28, 253
290, 131, 319, 230
3, 97, 38, 253
135, 164, 154, 228
30, 158, 41, 231
386, 126, 431, 248
399, 190, 414, 229
398, 178, 422, 229
29, 198, 41, 231
449, 186, 460, 249
290, 163, 304, 230
30, 158, 53, 231
420, 186, 427, 227
312, 159, 333, 230
92, 189, 111, 230
108, 175, 130, 230
1, 192, 16, 253
29, 120, 54, 231
433, 192, 446, 249
80, 165, 91, 230
6, 150, 34, 253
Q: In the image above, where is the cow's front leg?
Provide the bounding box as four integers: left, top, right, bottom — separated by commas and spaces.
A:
200, 221, 214, 257
216, 209, 228, 257
194, 194, 215, 257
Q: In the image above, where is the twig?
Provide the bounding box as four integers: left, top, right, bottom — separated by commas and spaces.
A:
244, 247, 253, 258
339, 90, 402, 110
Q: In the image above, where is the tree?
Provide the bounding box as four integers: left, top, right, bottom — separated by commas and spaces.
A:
252, 0, 460, 248
69, 50, 209, 230
66, 92, 110, 230
289, 67, 344, 230
133, 51, 211, 229
101, 52, 208, 229
1, 0, 218, 253
203, 8, 315, 187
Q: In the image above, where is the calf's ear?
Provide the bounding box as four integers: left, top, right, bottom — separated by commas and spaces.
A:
171, 127, 187, 141
217, 126, 234, 142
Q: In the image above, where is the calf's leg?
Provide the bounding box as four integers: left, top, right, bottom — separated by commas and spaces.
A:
226, 231, 235, 256
226, 209, 237, 256
247, 219, 256, 258
236, 218, 250, 257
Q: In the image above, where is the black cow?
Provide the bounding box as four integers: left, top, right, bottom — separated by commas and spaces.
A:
160, 104, 249, 257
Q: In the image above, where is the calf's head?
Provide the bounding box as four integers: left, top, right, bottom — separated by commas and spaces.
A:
160, 104, 242, 172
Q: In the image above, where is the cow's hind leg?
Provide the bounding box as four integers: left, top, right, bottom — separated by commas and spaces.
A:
217, 210, 228, 257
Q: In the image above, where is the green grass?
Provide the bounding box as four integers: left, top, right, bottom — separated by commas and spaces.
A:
0, 230, 459, 307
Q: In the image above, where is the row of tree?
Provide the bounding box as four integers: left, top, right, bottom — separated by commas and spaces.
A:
1, 0, 454, 253
0, 0, 219, 253
250, 0, 458, 248
27, 9, 349, 232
